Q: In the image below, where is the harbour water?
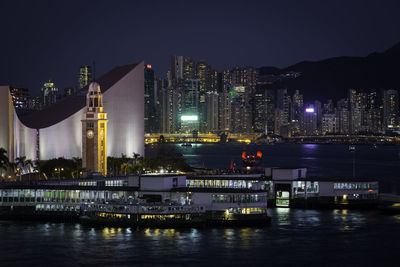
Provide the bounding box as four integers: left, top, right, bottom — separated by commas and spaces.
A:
146, 143, 400, 193
1, 209, 399, 266
1, 143, 400, 266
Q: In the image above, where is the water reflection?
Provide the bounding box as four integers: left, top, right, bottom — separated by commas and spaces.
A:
143, 228, 181, 240
393, 215, 400, 223
101, 227, 123, 239
1, 209, 400, 266
240, 228, 252, 248
302, 144, 318, 151
274, 207, 291, 227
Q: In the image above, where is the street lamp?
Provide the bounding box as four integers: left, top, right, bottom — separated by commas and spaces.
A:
54, 168, 64, 179
16, 168, 22, 182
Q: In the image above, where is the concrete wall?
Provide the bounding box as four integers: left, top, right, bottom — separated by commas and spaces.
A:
141, 176, 186, 191
192, 192, 212, 206
1, 62, 144, 161
39, 109, 84, 160
0, 86, 12, 159
104, 62, 144, 157
14, 115, 37, 160
0, 86, 37, 161
272, 168, 307, 180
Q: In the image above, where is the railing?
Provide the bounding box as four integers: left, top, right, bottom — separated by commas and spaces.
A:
81, 203, 206, 214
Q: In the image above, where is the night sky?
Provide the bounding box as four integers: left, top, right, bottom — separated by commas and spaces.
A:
1, 0, 399, 95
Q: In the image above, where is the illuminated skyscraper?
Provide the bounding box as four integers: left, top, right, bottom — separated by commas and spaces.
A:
182, 79, 200, 115
265, 89, 276, 135
321, 113, 338, 135
206, 91, 219, 133
10, 87, 30, 111
230, 67, 258, 99
366, 92, 382, 133
183, 57, 196, 80
274, 88, 290, 135
336, 98, 350, 134
196, 60, 212, 93
78, 65, 92, 89
292, 90, 303, 121
144, 64, 157, 133
180, 79, 200, 133
383, 89, 399, 129
41, 80, 58, 107
218, 91, 231, 132
253, 88, 267, 133
230, 84, 251, 133
302, 106, 317, 135
160, 86, 175, 133
349, 89, 362, 134
210, 70, 219, 92
171, 56, 184, 81
225, 67, 258, 133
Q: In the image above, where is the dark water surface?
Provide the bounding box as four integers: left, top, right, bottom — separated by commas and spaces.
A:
1, 209, 400, 266
1, 144, 400, 266
146, 143, 400, 193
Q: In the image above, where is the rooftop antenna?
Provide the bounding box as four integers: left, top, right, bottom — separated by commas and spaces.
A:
92, 61, 96, 83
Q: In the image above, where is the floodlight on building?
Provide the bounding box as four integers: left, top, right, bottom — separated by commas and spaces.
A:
181, 115, 198, 121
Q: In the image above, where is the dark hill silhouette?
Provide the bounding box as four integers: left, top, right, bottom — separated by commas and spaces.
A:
258, 42, 400, 102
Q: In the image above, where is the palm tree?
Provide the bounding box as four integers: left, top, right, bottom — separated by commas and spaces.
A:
133, 153, 141, 165
7, 162, 17, 181
0, 148, 9, 178
15, 156, 27, 181
26, 159, 34, 181
72, 157, 82, 178
34, 160, 44, 180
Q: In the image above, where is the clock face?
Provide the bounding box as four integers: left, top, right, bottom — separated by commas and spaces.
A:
87, 130, 94, 139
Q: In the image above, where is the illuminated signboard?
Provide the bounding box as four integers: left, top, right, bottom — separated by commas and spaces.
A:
305, 108, 314, 113
181, 115, 198, 121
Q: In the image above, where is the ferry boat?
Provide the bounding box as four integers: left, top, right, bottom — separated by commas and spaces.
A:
0, 173, 270, 227
0, 166, 381, 226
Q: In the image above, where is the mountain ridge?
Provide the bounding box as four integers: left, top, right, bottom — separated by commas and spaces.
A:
258, 42, 400, 102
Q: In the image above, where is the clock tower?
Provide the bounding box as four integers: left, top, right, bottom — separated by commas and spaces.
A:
82, 82, 108, 176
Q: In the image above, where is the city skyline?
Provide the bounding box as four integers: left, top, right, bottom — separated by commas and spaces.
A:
9, 55, 400, 138
1, 0, 400, 93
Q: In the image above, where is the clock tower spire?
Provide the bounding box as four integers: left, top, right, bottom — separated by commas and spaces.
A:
82, 82, 108, 176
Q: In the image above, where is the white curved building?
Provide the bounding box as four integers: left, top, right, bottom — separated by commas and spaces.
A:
0, 62, 144, 161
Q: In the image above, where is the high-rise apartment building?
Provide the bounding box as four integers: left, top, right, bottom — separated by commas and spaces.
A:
78, 65, 92, 89
183, 57, 196, 80
322, 113, 338, 135
292, 90, 303, 121
218, 92, 231, 132
383, 89, 399, 129
253, 88, 267, 133
41, 80, 58, 107
265, 89, 276, 135
349, 89, 362, 134
180, 79, 200, 133
230, 85, 251, 133
10, 87, 30, 110
302, 106, 318, 135
144, 64, 157, 133
171, 56, 184, 81
336, 98, 350, 134
206, 91, 219, 133
366, 92, 382, 133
